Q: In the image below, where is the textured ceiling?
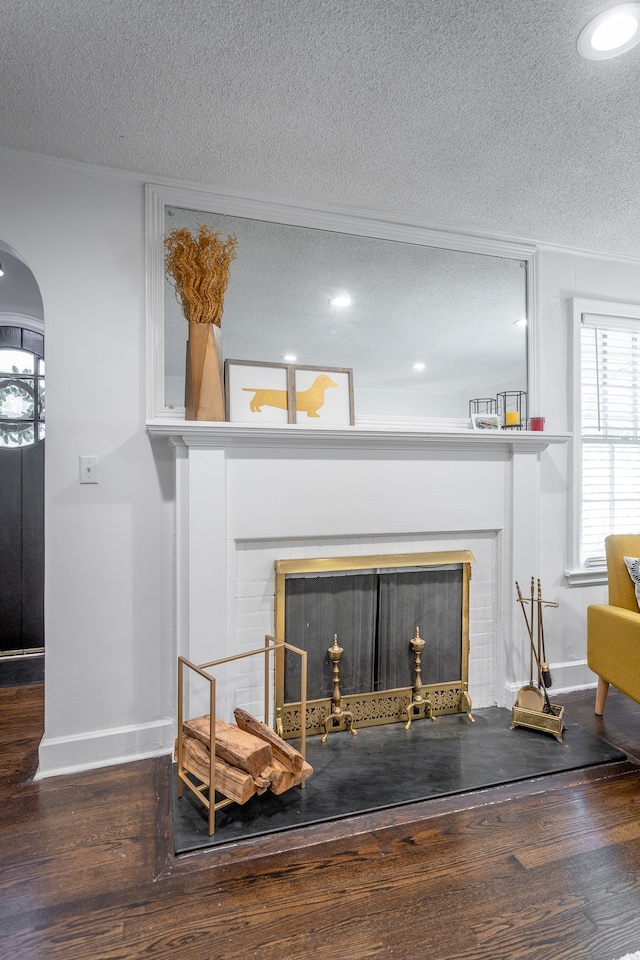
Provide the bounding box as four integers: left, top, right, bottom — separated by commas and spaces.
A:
1, 0, 640, 258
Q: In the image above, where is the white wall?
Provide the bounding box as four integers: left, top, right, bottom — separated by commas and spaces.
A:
0, 149, 175, 776
536, 248, 640, 687
2, 147, 639, 775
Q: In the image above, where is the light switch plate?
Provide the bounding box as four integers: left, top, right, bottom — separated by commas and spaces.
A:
79, 455, 98, 484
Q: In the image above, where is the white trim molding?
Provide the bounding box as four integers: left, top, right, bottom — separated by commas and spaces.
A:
0, 312, 44, 334
505, 660, 596, 703
36, 718, 174, 779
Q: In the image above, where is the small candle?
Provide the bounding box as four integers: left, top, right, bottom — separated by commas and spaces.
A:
505, 410, 520, 426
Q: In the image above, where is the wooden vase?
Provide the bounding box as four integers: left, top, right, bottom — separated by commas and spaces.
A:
185, 322, 225, 421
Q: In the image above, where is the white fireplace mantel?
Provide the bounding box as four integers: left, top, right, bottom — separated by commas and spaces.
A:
147, 418, 569, 453
148, 417, 570, 716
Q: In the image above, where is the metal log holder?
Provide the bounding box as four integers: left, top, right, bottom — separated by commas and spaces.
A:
321, 634, 358, 742
177, 635, 308, 835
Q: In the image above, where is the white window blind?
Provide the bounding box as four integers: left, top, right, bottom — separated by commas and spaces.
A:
580, 314, 640, 564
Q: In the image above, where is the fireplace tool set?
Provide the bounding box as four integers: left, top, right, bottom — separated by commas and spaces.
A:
510, 578, 564, 741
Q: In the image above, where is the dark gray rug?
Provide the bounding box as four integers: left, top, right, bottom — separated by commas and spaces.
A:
174, 706, 627, 853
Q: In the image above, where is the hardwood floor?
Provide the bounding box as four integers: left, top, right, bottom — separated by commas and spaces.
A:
1, 683, 640, 960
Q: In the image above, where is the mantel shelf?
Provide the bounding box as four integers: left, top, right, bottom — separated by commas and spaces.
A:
147, 418, 571, 453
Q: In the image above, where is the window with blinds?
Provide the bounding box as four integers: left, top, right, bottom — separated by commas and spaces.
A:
580, 314, 640, 565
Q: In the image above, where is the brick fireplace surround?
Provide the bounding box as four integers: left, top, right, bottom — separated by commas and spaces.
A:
148, 420, 568, 722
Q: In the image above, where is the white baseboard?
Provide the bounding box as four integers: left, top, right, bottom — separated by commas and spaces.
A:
35, 718, 174, 779
504, 659, 597, 703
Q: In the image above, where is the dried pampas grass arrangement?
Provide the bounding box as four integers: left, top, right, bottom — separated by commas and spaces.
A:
164, 224, 237, 421
164, 225, 237, 326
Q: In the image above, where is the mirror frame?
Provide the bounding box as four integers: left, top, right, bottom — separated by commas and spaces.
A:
145, 182, 539, 424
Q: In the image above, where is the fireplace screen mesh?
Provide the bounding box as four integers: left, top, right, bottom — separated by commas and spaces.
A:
283, 565, 463, 702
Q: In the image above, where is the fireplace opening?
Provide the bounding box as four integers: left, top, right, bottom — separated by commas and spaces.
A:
274, 551, 474, 737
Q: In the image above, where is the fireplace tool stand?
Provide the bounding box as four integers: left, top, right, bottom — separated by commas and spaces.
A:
511, 579, 564, 741
405, 627, 437, 729
322, 635, 358, 742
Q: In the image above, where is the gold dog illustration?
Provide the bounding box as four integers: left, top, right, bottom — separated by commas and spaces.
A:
243, 374, 337, 418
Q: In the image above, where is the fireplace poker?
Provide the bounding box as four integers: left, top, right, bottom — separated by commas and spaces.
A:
515, 580, 546, 713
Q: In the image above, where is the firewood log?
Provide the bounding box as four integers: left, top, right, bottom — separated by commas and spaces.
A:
233, 707, 305, 775
183, 715, 273, 779
263, 757, 314, 795
179, 734, 258, 805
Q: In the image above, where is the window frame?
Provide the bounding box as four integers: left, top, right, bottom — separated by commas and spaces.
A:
568, 297, 640, 585
0, 322, 45, 448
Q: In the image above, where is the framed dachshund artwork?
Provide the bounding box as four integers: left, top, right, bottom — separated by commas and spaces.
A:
224, 360, 355, 426
225, 360, 293, 424
290, 365, 354, 426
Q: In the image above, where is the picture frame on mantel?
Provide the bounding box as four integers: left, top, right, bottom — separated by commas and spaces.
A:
291, 365, 355, 427
225, 359, 292, 424
471, 412, 501, 431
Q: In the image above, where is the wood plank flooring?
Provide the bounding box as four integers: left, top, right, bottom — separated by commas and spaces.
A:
1, 683, 640, 960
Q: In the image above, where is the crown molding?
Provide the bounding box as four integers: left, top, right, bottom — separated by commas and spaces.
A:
0, 145, 146, 185
536, 239, 640, 266
2, 144, 639, 262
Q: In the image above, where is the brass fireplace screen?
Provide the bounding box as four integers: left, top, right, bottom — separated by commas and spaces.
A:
274, 550, 474, 738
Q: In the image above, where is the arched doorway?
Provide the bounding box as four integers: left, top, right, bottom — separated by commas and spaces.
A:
0, 245, 45, 686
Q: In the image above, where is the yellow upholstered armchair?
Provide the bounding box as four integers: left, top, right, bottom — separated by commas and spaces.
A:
587, 534, 640, 716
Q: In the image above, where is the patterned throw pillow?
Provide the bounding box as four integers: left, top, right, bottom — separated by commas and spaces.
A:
623, 556, 640, 611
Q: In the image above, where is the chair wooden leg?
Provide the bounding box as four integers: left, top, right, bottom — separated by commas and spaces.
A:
595, 677, 610, 716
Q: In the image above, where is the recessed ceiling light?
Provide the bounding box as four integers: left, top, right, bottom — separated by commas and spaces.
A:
283, 354, 297, 362
412, 362, 426, 371
578, 3, 640, 59
329, 293, 352, 308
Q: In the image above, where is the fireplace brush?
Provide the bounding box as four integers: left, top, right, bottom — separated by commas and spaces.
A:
537, 578, 552, 688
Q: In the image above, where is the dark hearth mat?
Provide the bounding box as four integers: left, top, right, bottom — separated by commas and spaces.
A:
174, 706, 626, 853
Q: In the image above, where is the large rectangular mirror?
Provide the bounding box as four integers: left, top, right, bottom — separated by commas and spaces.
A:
148, 186, 534, 422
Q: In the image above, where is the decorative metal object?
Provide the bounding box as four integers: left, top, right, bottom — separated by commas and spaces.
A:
460, 682, 474, 721
321, 635, 358, 742
469, 398, 498, 417
497, 390, 527, 429
404, 627, 436, 728
510, 700, 564, 741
